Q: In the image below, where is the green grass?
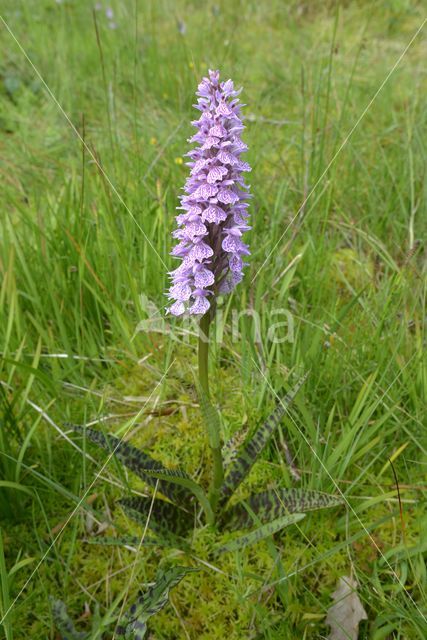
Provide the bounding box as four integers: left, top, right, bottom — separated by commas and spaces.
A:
1, 0, 426, 638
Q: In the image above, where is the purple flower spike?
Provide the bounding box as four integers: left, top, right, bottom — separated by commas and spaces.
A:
166, 70, 251, 316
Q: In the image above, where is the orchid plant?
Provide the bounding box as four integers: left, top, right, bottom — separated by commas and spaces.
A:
64, 71, 342, 639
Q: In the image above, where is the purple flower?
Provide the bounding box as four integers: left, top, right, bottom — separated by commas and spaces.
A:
166, 70, 251, 316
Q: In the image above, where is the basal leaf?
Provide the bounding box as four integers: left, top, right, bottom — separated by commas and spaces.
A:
119, 496, 194, 539
116, 566, 198, 640
131, 467, 214, 525
222, 425, 249, 467
71, 425, 192, 507
223, 488, 343, 530
216, 513, 305, 554
50, 597, 88, 640
219, 373, 308, 504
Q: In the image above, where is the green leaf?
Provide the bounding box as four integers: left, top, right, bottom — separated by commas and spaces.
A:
50, 597, 88, 640
223, 488, 343, 530
119, 496, 193, 539
222, 426, 249, 467
116, 566, 198, 639
219, 373, 308, 504
128, 466, 214, 526
198, 388, 221, 449
71, 425, 192, 506
0, 481, 34, 497
216, 513, 305, 554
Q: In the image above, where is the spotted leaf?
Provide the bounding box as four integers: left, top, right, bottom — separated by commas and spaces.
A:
219, 373, 308, 504
71, 425, 193, 507
216, 513, 305, 554
223, 488, 343, 530
119, 496, 194, 539
50, 598, 88, 640
116, 566, 198, 639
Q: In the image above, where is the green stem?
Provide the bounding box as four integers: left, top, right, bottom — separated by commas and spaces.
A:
198, 311, 224, 518
198, 313, 211, 399
208, 443, 224, 514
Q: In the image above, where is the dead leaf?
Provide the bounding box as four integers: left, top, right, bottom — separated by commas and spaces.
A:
326, 575, 367, 640
77, 602, 92, 622
85, 510, 95, 534
95, 521, 110, 535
